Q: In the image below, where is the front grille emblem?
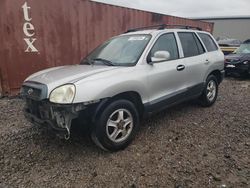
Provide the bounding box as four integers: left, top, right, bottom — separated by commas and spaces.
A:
27, 88, 34, 95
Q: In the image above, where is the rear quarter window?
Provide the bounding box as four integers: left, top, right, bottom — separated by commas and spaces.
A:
198, 33, 218, 52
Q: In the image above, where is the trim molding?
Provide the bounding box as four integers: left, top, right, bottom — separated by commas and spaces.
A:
144, 83, 205, 114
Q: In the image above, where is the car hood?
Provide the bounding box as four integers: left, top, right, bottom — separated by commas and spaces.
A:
25, 65, 119, 91
218, 39, 241, 47
225, 53, 250, 64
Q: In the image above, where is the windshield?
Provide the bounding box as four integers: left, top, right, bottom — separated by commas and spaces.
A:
81, 34, 151, 66
235, 43, 250, 54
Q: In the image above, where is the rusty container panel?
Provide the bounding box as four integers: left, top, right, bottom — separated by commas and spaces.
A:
0, 0, 214, 96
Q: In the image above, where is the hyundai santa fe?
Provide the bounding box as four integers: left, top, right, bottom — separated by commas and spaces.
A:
21, 25, 225, 151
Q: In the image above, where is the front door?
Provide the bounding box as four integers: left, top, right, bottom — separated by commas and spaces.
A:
146, 33, 187, 111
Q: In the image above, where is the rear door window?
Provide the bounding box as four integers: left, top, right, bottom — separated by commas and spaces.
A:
178, 32, 204, 58
198, 33, 218, 52
194, 34, 205, 54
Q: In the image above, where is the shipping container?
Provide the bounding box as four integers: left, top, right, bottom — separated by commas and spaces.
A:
0, 0, 214, 96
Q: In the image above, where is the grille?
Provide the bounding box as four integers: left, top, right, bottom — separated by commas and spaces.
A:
21, 82, 48, 101
21, 86, 41, 100
25, 99, 51, 120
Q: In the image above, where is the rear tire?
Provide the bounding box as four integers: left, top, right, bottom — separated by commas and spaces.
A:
91, 99, 139, 152
199, 75, 218, 107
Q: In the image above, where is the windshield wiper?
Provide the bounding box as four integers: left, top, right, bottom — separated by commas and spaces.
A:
93, 58, 115, 66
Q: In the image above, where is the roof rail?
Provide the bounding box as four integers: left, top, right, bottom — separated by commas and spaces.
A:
125, 24, 165, 33
125, 24, 202, 33
164, 24, 202, 31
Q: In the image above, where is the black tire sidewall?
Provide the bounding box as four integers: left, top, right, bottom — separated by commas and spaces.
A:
94, 99, 139, 151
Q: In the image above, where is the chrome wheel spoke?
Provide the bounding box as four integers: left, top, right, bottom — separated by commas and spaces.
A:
208, 91, 213, 98
208, 83, 211, 90
121, 130, 127, 137
110, 129, 121, 140
123, 117, 132, 128
208, 85, 213, 91
118, 110, 124, 121
209, 82, 214, 90
107, 120, 118, 128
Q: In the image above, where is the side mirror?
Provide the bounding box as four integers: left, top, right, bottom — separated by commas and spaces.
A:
150, 51, 170, 64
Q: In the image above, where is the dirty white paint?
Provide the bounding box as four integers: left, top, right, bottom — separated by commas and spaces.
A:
22, 2, 38, 52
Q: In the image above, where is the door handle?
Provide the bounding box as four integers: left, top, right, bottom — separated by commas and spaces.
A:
204, 59, 210, 65
177, 64, 185, 71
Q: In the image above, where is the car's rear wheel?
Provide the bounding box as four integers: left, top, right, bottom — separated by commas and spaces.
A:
91, 99, 139, 151
199, 75, 218, 107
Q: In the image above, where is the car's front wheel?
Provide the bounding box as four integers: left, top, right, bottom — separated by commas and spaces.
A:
91, 99, 139, 151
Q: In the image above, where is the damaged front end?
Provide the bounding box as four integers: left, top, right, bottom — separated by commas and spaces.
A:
21, 82, 86, 139
24, 99, 87, 139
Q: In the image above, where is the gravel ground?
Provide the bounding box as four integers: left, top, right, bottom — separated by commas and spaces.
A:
0, 77, 249, 188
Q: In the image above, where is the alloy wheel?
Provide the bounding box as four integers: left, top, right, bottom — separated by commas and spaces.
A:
106, 109, 134, 143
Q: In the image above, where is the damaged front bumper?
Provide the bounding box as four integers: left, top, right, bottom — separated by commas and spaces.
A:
24, 98, 87, 139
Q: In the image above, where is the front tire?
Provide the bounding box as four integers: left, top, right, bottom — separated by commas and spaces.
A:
199, 75, 218, 107
91, 99, 139, 151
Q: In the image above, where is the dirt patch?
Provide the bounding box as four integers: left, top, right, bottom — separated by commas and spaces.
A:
0, 78, 249, 187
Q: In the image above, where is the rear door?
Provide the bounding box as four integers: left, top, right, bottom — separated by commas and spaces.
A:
177, 32, 207, 93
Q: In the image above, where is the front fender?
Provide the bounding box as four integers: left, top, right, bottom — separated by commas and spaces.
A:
73, 71, 149, 104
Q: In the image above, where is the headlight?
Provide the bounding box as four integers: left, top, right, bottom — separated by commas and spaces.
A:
49, 84, 76, 104
243, 61, 249, 65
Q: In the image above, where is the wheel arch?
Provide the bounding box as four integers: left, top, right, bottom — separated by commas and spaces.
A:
208, 69, 223, 84
92, 91, 144, 122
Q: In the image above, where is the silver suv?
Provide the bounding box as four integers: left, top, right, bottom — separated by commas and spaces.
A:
21, 25, 225, 151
